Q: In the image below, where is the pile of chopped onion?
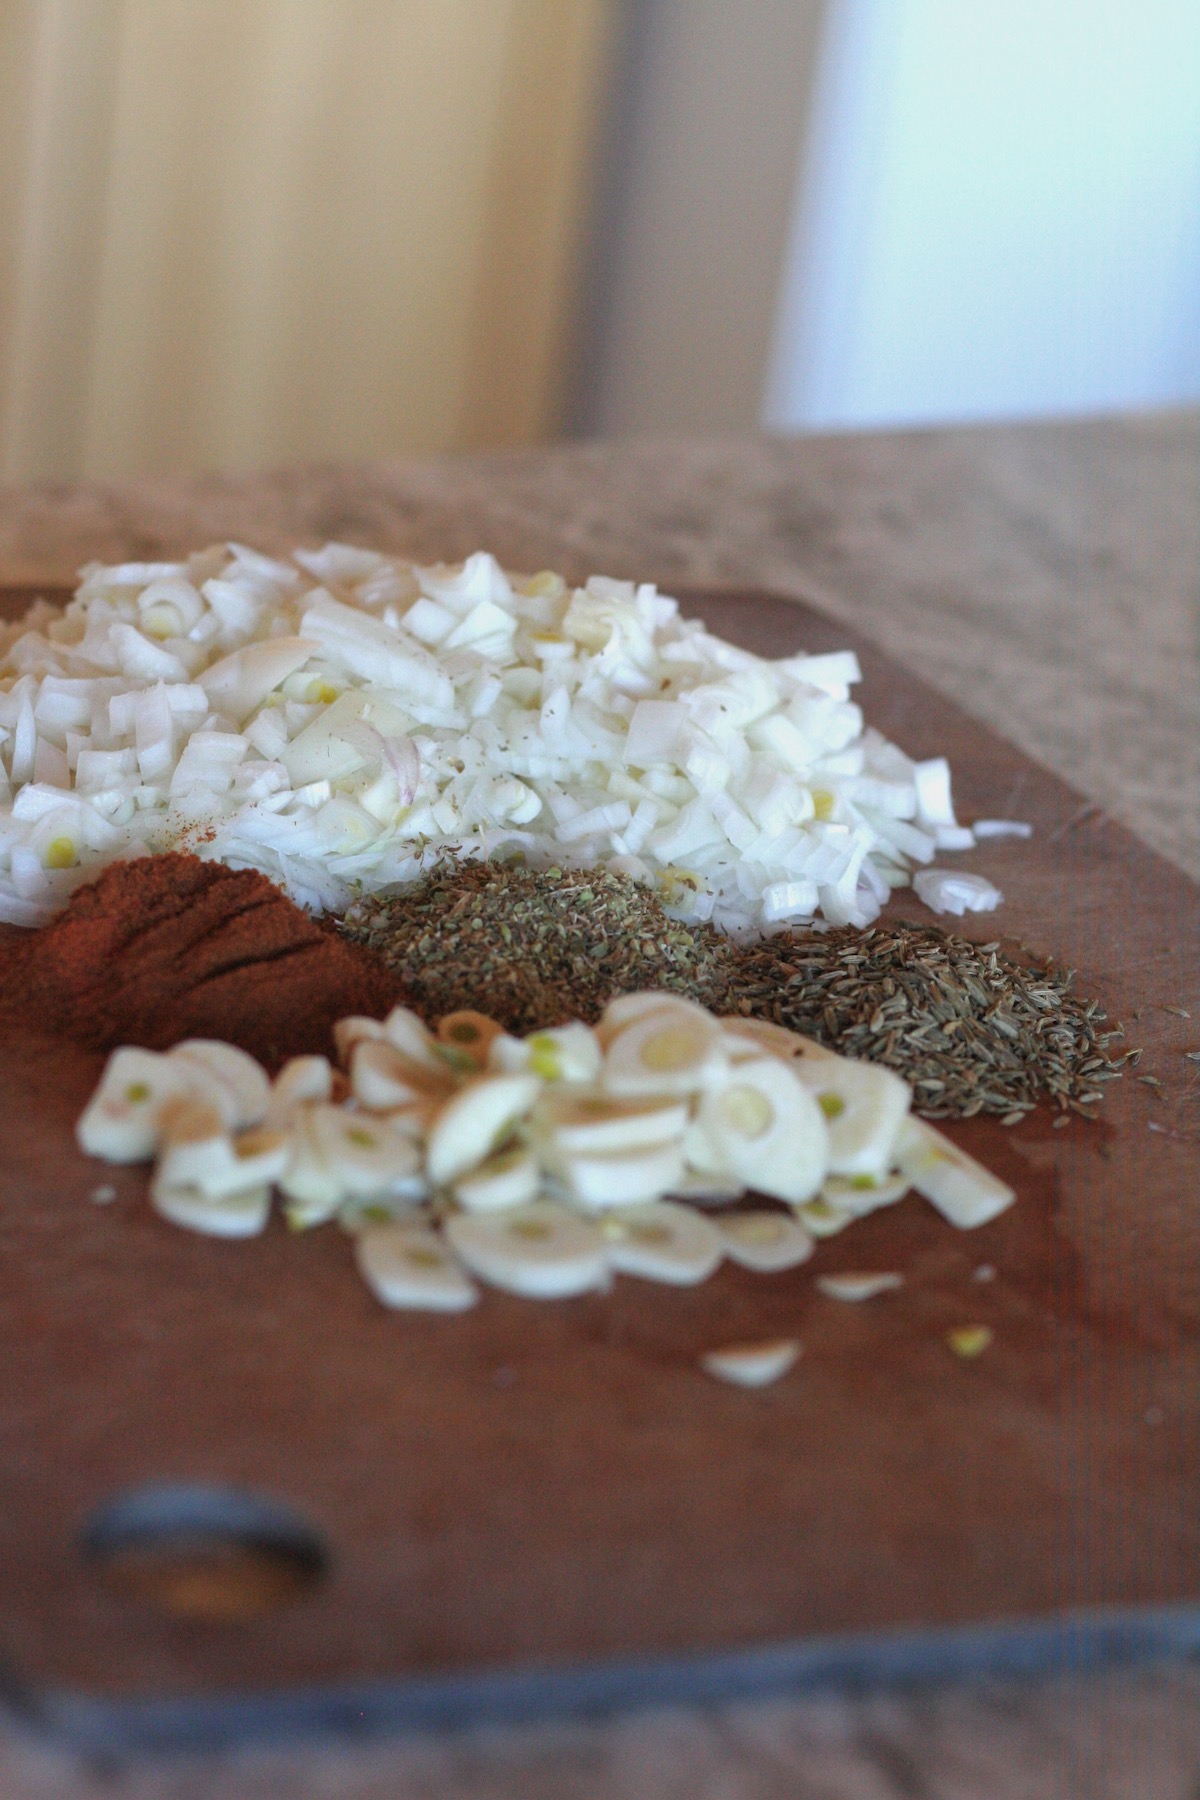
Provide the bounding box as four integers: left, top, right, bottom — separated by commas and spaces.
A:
0, 544, 989, 931
77, 995, 1014, 1310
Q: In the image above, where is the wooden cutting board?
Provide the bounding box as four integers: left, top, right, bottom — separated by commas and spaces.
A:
0, 588, 1197, 1752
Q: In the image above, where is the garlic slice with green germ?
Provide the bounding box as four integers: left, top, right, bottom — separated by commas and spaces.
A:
445, 1200, 607, 1298
554, 1136, 687, 1210
693, 1057, 828, 1204
150, 1172, 272, 1239
792, 1054, 911, 1177
601, 1003, 728, 1098
821, 1169, 911, 1216
794, 1196, 856, 1238
719, 1209, 814, 1272
490, 1021, 603, 1084
356, 1222, 479, 1311
815, 1271, 904, 1301
895, 1116, 1015, 1228
700, 1339, 801, 1387
76, 1048, 206, 1162
426, 1073, 540, 1186
168, 1040, 270, 1129
601, 1201, 723, 1285
453, 1143, 540, 1211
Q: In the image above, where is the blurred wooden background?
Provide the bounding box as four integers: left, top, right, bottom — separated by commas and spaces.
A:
0, 0, 618, 483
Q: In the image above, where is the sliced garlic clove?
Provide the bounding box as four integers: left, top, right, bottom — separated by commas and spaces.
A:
794, 1196, 856, 1238
277, 1105, 349, 1227
310, 1105, 422, 1198
792, 1054, 911, 1177
382, 1005, 448, 1073
77, 1048, 197, 1162
596, 990, 714, 1048
895, 1116, 1016, 1228
351, 1039, 452, 1111
816, 1271, 904, 1301
436, 1010, 504, 1069
445, 1200, 607, 1299
821, 1169, 911, 1216
521, 1022, 603, 1084
700, 1338, 801, 1387
333, 1015, 387, 1066
555, 1137, 687, 1210
694, 1057, 828, 1204
535, 1090, 690, 1157
168, 1040, 271, 1129
355, 1222, 479, 1311
151, 1172, 272, 1239
264, 1055, 334, 1129
719, 1209, 814, 1272
425, 1073, 540, 1187
720, 1017, 818, 1062
601, 1005, 727, 1099
601, 1201, 723, 1285
453, 1143, 540, 1211
665, 1170, 748, 1206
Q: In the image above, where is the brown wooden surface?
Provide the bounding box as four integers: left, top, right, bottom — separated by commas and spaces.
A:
0, 587, 1196, 1710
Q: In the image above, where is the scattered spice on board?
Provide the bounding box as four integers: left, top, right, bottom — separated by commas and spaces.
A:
341, 862, 1134, 1121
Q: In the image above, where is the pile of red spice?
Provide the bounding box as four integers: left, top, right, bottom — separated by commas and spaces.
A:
0, 854, 404, 1070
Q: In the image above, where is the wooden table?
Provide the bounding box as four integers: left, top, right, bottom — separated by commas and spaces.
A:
2, 413, 1198, 1798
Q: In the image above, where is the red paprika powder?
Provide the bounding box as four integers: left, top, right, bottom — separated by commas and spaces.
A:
0, 854, 405, 1070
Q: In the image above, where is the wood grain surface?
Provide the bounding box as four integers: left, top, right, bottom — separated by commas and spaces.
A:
0, 588, 1195, 1748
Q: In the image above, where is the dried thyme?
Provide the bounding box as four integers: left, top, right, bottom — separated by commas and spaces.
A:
341, 863, 1134, 1121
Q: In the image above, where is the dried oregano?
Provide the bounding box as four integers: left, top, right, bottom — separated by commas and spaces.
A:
340, 862, 1133, 1120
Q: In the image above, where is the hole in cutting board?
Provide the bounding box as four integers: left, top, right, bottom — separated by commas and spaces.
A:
81, 1483, 328, 1621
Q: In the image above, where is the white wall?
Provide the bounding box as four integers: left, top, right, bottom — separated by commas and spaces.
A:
575, 0, 825, 435
766, 0, 1200, 431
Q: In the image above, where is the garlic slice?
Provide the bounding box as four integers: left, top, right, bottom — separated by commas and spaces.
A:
425, 1073, 540, 1187
356, 1222, 479, 1311
693, 1057, 828, 1204
895, 1116, 1015, 1228
719, 1209, 814, 1272
436, 1010, 504, 1069
666, 1170, 747, 1206
445, 1200, 607, 1299
332, 1015, 387, 1065
555, 1137, 687, 1210
382, 1006, 451, 1074
534, 1090, 690, 1157
815, 1271, 904, 1301
601, 1201, 723, 1285
720, 1017, 817, 1062
453, 1143, 540, 1211
792, 1054, 911, 1177
276, 1105, 348, 1227
794, 1196, 855, 1238
168, 1040, 270, 1129
351, 1039, 453, 1111
491, 1022, 602, 1084
310, 1105, 422, 1198
821, 1169, 911, 1216
596, 990, 715, 1048
264, 1055, 333, 1129
157, 1100, 290, 1198
151, 1173, 272, 1239
601, 1003, 727, 1098
700, 1339, 801, 1387
77, 1048, 206, 1162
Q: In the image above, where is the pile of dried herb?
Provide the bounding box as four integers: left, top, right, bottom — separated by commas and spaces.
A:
340, 863, 1133, 1121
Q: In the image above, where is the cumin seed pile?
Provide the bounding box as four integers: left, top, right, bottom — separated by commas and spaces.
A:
341, 862, 1133, 1121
